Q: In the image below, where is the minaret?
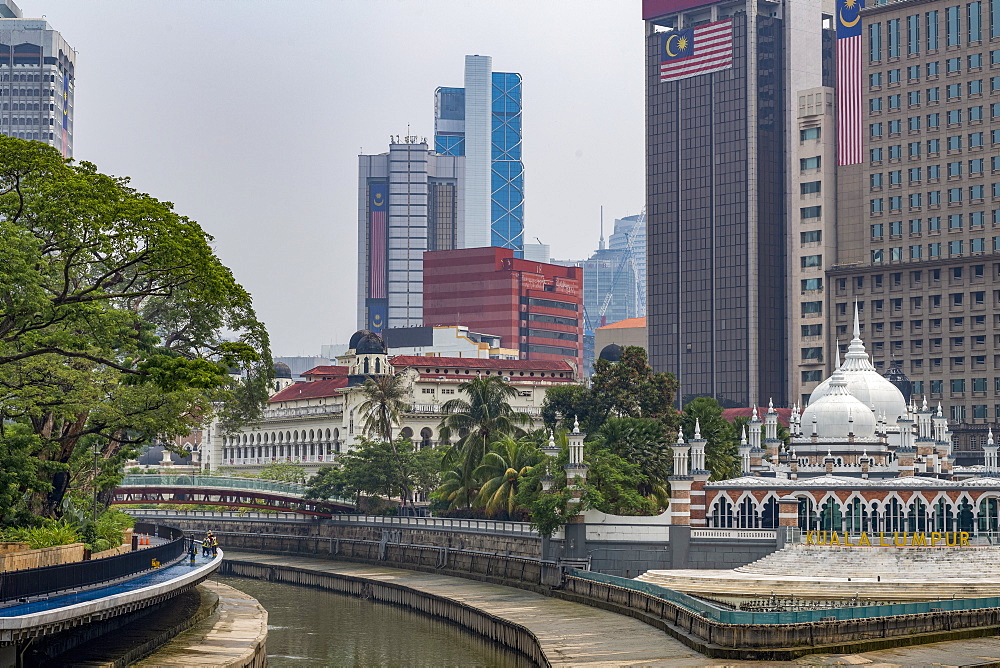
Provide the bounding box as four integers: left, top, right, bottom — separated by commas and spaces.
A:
764, 398, 780, 461
984, 428, 998, 472
739, 426, 751, 474
689, 418, 707, 473
669, 430, 692, 526
564, 417, 588, 505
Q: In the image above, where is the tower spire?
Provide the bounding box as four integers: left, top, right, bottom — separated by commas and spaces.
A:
598, 206, 605, 251
853, 300, 861, 340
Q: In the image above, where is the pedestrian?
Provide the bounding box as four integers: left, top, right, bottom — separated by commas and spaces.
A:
210, 535, 219, 557
202, 531, 213, 557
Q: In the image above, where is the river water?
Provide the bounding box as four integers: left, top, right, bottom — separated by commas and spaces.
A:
212, 576, 531, 667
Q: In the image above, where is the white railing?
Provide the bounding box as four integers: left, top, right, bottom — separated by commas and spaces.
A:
329, 514, 538, 535
126, 509, 310, 521
691, 529, 778, 540
262, 405, 343, 419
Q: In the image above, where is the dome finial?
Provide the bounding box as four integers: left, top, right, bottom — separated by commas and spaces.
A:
694, 418, 702, 439
922, 394, 928, 411
835, 337, 841, 368
740, 426, 748, 445
989, 427, 995, 446
853, 300, 861, 340
676, 430, 685, 445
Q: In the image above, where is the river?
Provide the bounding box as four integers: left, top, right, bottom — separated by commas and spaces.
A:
212, 576, 532, 667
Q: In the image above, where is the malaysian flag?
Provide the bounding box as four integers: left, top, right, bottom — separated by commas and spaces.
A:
837, 0, 864, 165
368, 183, 387, 299
660, 19, 734, 83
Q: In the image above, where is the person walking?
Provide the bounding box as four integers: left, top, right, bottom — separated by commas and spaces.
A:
209, 534, 219, 557
202, 531, 213, 557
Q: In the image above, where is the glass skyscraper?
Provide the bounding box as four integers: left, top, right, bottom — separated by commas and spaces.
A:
434, 55, 524, 254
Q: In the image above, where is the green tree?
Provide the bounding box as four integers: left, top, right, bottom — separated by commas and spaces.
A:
682, 397, 741, 481
0, 137, 270, 520
473, 435, 543, 516
438, 376, 532, 504
357, 373, 412, 505
595, 417, 672, 508
589, 347, 680, 432
540, 385, 595, 433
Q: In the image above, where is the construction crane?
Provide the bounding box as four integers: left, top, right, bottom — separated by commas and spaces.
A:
594, 208, 646, 327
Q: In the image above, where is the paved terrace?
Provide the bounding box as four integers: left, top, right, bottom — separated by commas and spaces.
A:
224, 551, 1000, 667
639, 543, 1000, 602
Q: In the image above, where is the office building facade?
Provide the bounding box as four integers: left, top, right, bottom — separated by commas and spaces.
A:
645, 0, 832, 407
0, 0, 74, 157
832, 0, 1000, 464
423, 247, 583, 371
357, 139, 464, 332
434, 55, 525, 252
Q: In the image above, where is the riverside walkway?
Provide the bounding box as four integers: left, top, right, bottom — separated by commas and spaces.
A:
225, 551, 1000, 667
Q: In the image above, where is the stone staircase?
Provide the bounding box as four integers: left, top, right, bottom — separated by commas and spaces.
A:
637, 544, 1000, 602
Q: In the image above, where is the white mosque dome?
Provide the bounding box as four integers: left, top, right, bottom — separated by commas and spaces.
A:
807, 306, 907, 424
801, 369, 878, 439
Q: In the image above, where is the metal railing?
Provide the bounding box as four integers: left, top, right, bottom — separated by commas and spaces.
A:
569, 569, 1000, 625
0, 523, 185, 604
120, 474, 309, 496
328, 514, 539, 535
126, 509, 311, 522
690, 529, 778, 540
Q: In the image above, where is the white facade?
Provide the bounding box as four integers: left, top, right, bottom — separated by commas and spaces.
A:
384, 325, 518, 359
203, 347, 578, 477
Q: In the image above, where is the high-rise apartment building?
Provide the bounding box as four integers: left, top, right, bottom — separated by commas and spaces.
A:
434, 55, 524, 252
357, 139, 463, 332
423, 247, 583, 370
0, 0, 74, 157
644, 0, 832, 407
832, 0, 1000, 464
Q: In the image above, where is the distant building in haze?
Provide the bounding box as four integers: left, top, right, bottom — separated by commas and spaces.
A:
423, 247, 583, 371
0, 0, 75, 157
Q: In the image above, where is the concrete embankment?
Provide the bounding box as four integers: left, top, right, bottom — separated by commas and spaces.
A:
222, 551, 712, 667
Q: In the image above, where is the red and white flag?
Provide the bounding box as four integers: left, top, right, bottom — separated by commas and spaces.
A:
660, 19, 734, 83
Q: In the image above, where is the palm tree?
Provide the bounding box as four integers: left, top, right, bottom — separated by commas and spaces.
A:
357, 373, 412, 506
435, 464, 478, 510
438, 375, 533, 481
474, 435, 542, 516
358, 374, 410, 442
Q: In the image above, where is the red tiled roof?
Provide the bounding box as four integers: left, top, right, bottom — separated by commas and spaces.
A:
721, 407, 792, 428
268, 378, 349, 403
597, 316, 647, 330
416, 373, 576, 383
390, 355, 575, 372
301, 365, 349, 377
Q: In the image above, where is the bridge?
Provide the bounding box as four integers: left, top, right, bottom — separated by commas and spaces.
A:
112, 474, 355, 516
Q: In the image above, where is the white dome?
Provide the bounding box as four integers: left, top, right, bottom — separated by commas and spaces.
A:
807, 309, 907, 424
801, 369, 877, 439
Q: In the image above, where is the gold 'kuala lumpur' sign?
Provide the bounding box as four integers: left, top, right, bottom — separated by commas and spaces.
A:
804, 530, 972, 547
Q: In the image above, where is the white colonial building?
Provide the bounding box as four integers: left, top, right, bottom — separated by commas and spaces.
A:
200, 330, 578, 476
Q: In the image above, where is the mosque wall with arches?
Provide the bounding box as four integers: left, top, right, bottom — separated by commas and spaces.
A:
701, 484, 1000, 534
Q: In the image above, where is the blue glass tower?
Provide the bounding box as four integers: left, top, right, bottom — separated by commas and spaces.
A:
490, 72, 523, 251
434, 56, 524, 254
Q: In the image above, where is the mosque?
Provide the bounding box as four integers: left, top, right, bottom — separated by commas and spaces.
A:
665, 305, 1000, 536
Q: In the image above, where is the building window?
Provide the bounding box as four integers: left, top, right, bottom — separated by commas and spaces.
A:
801, 230, 822, 243
873, 249, 885, 263
801, 347, 823, 360
947, 5, 961, 46
801, 254, 822, 268
870, 22, 883, 61
800, 181, 821, 194
801, 301, 822, 315
800, 127, 821, 140
800, 156, 821, 170
970, 0, 983, 41
801, 205, 822, 219
802, 278, 823, 291
928, 10, 940, 48
802, 324, 822, 336
802, 370, 823, 383
928, 112, 941, 128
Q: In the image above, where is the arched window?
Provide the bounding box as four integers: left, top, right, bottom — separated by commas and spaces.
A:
957, 499, 975, 532
798, 497, 818, 531
364, 357, 370, 374
819, 498, 843, 531
979, 497, 999, 534
420, 427, 433, 449
885, 498, 905, 532
375, 358, 381, 374
711, 497, 735, 528
933, 498, 954, 532
400, 426, 413, 441
738, 497, 758, 528
845, 498, 867, 532
761, 497, 779, 528
908, 498, 929, 532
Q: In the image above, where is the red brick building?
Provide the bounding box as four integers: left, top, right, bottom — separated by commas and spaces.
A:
423, 247, 583, 371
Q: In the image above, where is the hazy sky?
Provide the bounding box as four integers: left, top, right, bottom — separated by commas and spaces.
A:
28, 0, 645, 356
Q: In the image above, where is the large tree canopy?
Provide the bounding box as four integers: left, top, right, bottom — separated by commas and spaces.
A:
0, 137, 271, 521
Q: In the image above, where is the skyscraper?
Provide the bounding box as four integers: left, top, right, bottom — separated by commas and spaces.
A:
357, 138, 463, 332
831, 0, 1000, 463
434, 55, 524, 253
644, 0, 832, 407
0, 0, 75, 157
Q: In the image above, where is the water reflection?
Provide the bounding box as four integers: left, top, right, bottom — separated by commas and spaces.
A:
213, 576, 532, 667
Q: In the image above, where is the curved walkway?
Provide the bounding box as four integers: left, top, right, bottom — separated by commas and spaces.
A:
225, 551, 1000, 667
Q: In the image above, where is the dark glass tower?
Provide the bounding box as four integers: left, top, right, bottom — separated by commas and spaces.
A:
645, 3, 787, 407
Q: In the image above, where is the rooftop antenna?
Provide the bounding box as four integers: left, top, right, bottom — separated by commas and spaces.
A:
599, 206, 605, 251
